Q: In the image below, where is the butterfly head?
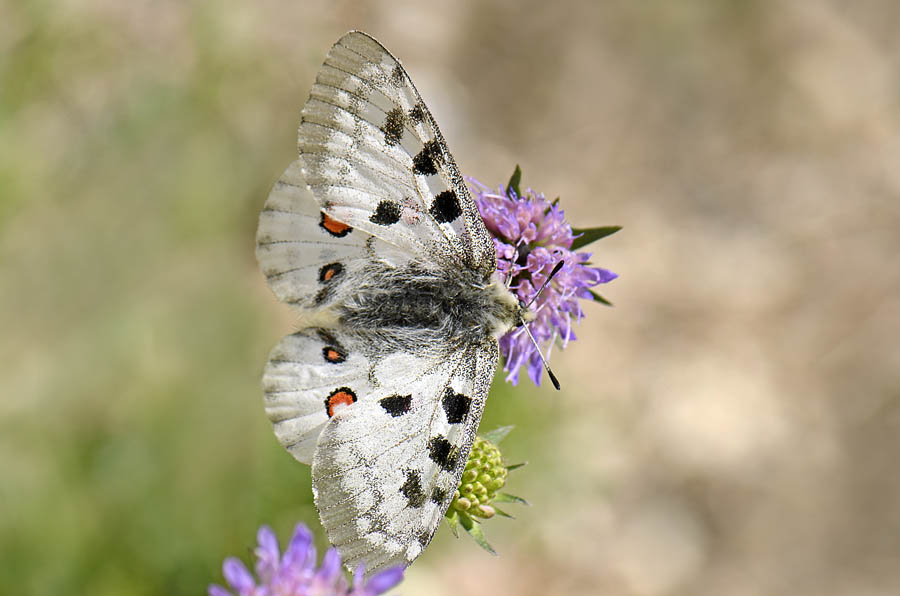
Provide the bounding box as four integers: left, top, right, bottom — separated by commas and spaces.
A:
515, 298, 537, 328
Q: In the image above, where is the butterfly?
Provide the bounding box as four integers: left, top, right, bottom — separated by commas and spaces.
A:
255, 31, 534, 574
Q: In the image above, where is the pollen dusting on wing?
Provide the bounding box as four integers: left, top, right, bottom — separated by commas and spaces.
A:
400, 196, 424, 225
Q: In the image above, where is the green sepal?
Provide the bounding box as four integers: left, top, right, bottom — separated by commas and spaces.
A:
589, 289, 613, 306
494, 492, 529, 506
552, 196, 560, 207
445, 510, 461, 538
506, 165, 522, 198
505, 462, 527, 471
492, 506, 514, 519
459, 513, 497, 555
481, 425, 514, 445
570, 225, 622, 250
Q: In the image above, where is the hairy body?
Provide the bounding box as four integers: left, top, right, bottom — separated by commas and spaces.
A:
305, 264, 528, 358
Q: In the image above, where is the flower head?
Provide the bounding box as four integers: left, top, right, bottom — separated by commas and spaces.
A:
471, 168, 618, 386
444, 426, 528, 555
209, 523, 404, 596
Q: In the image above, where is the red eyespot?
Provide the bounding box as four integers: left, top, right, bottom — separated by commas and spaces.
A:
322, 346, 346, 363
320, 212, 352, 237
325, 387, 357, 417
318, 262, 344, 283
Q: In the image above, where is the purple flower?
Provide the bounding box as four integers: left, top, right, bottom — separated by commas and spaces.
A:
470, 175, 618, 387
209, 523, 404, 596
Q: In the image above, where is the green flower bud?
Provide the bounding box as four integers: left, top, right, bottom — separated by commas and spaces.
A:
444, 426, 528, 556
448, 435, 509, 519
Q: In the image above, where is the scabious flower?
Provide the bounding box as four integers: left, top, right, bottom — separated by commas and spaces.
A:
470, 167, 618, 387
209, 523, 404, 596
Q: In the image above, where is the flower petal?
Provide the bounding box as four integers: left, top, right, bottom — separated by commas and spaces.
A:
364, 567, 405, 595
208, 584, 233, 596
315, 547, 343, 584
469, 175, 617, 388
223, 557, 255, 593
254, 525, 280, 583
282, 523, 315, 572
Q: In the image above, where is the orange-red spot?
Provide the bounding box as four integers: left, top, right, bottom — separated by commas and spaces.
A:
320, 212, 352, 237
325, 388, 356, 417
318, 262, 344, 283
324, 347, 344, 363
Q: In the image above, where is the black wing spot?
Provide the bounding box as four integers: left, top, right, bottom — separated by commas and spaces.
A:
442, 388, 472, 424
400, 470, 426, 508
382, 107, 405, 146
412, 149, 437, 176
431, 486, 448, 504
318, 262, 344, 283
412, 140, 443, 176
430, 190, 462, 223
408, 103, 425, 124
369, 200, 402, 225
428, 436, 458, 472
379, 394, 412, 417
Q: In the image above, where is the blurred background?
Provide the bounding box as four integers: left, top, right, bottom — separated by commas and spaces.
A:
3, 1, 900, 594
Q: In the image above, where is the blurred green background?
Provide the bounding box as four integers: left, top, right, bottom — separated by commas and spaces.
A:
3, 1, 900, 595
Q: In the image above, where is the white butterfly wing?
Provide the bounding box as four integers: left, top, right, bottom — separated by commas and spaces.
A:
312, 338, 499, 574
258, 31, 509, 575
263, 326, 499, 572
298, 31, 496, 275
262, 328, 373, 464
257, 160, 415, 307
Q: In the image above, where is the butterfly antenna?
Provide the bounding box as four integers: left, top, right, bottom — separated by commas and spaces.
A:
525, 260, 565, 309
504, 265, 515, 289
519, 321, 561, 391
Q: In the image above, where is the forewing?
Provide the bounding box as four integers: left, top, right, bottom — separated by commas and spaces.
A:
312, 339, 500, 574
298, 30, 496, 275
256, 160, 412, 307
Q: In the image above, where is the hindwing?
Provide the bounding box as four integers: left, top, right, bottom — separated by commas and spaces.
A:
263, 328, 499, 573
